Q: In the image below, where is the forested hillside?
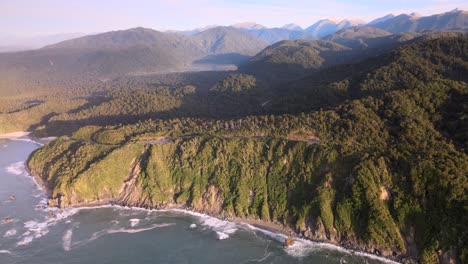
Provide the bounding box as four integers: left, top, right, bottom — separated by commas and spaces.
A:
27, 35, 468, 264
0, 27, 267, 80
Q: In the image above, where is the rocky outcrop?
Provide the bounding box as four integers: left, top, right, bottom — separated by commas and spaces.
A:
193, 185, 224, 215
283, 236, 295, 248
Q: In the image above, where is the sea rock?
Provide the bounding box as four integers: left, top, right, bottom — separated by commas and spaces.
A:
48, 211, 57, 219
283, 237, 294, 248
2, 217, 13, 223
47, 197, 61, 208
8, 195, 16, 201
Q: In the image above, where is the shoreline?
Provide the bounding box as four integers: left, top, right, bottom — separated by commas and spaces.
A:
17, 135, 402, 264
0, 131, 57, 147
0, 131, 31, 139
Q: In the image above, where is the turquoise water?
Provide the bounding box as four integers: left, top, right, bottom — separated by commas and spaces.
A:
0, 139, 395, 264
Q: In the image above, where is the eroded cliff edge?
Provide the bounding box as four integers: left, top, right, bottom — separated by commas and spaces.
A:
25, 129, 443, 264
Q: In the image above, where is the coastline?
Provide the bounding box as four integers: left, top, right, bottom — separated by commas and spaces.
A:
0, 131, 31, 139
18, 135, 402, 264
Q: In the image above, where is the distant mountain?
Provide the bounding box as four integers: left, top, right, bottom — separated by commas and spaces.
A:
0, 27, 267, 78
241, 27, 438, 79
231, 22, 266, 30
246, 28, 315, 44
193, 27, 267, 55
241, 39, 350, 79
304, 19, 365, 38
336, 19, 366, 31
371, 10, 468, 32
168, 25, 219, 36
322, 26, 420, 50
305, 19, 339, 38
282, 23, 303, 31
368, 14, 395, 25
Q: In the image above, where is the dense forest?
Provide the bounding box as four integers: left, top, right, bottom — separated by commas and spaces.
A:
25, 35, 468, 264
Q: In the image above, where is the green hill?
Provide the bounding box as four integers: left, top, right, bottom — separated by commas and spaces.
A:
27, 35, 468, 264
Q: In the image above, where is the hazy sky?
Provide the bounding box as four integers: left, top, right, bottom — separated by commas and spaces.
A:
1, 0, 466, 35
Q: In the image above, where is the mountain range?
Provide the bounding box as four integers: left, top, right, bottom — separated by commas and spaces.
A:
0, 9, 465, 80
0, 27, 267, 78
171, 9, 466, 44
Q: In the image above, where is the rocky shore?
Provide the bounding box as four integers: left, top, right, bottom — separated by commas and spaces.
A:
27, 168, 404, 264
23, 133, 406, 264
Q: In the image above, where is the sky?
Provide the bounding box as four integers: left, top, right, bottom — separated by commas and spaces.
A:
0, 0, 467, 36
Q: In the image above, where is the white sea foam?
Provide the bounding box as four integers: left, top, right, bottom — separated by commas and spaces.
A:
243, 223, 400, 264
169, 209, 238, 240
62, 229, 73, 251
24, 220, 49, 238
67, 223, 175, 250
216, 231, 229, 240
4, 228, 17, 238
45, 207, 80, 222
5, 161, 25, 175
0, 250, 12, 254
3, 144, 7, 148
10, 138, 44, 146
15, 207, 79, 247
17, 236, 34, 246
105, 223, 174, 234
5, 177, 397, 264
129, 218, 140, 227
190, 223, 197, 229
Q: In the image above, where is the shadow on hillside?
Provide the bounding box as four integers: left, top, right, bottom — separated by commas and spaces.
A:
193, 53, 251, 66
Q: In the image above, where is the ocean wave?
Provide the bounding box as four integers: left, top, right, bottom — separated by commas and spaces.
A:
23, 202, 399, 263
216, 231, 230, 240
4, 228, 17, 238
10, 138, 44, 146
0, 250, 12, 254
5, 161, 26, 175
24, 220, 49, 239
243, 223, 400, 264
15, 207, 80, 247
129, 218, 140, 227
65, 223, 175, 251
17, 235, 34, 246
169, 209, 238, 240
62, 229, 73, 251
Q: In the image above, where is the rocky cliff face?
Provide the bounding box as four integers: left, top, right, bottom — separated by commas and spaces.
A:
27, 135, 411, 262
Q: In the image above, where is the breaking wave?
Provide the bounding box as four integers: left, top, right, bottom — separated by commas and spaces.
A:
169, 209, 238, 240
63, 223, 175, 251
4, 229, 17, 238
5, 161, 25, 176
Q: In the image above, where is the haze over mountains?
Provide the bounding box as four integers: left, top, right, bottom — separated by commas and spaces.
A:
0, 32, 88, 52
1, 9, 465, 52
0, 9, 465, 80
0, 27, 267, 78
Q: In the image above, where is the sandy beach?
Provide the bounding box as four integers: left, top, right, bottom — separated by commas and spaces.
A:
0, 131, 31, 139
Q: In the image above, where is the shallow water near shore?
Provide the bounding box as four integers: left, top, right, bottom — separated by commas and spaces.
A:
0, 139, 397, 264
